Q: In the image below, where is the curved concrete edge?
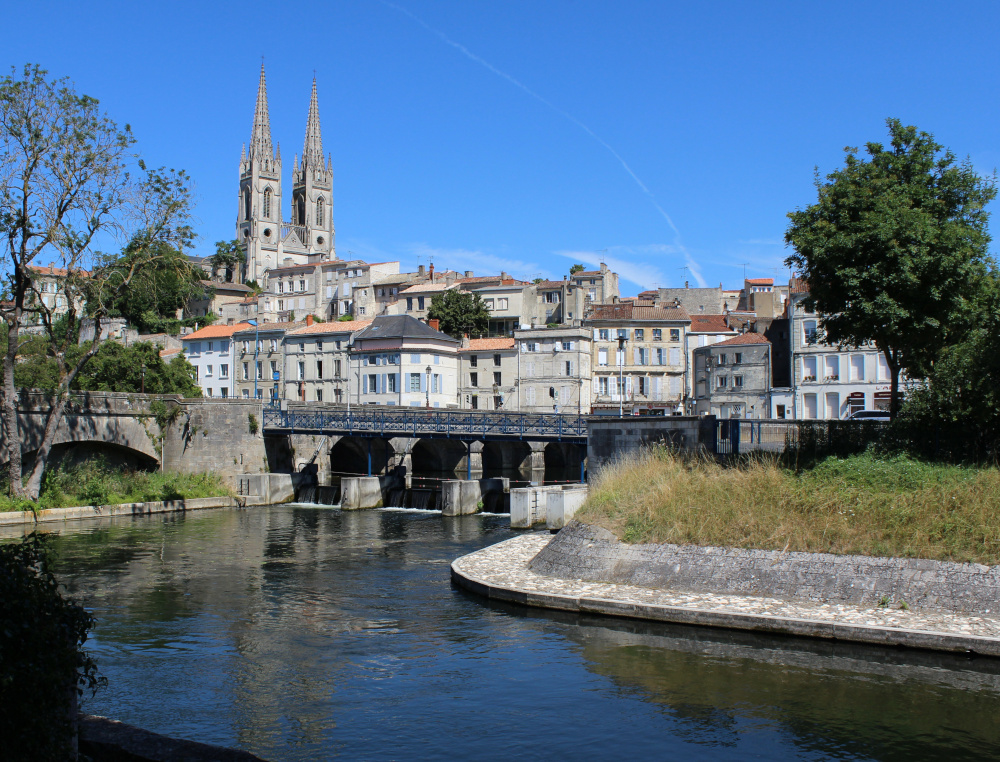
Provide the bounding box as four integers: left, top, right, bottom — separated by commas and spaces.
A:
451, 551, 1000, 658
0, 495, 240, 526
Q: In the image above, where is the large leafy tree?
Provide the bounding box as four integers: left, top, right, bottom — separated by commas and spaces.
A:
0, 64, 193, 499
427, 289, 490, 338
785, 119, 997, 418
15, 339, 201, 397
96, 240, 209, 333
207, 238, 245, 284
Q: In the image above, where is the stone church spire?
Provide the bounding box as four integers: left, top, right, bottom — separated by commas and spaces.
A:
302, 77, 324, 170
249, 63, 274, 164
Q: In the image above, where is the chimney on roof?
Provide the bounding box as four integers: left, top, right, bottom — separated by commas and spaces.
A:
429, 318, 440, 331
685, 281, 689, 288
429, 262, 434, 282
461, 333, 470, 348
418, 265, 426, 276
464, 270, 473, 278
501, 271, 509, 280
306, 315, 314, 326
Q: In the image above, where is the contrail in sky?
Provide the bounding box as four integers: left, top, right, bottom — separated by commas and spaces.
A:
379, 0, 686, 244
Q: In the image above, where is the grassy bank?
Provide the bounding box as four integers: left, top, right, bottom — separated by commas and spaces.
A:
0, 461, 231, 513
577, 448, 1000, 565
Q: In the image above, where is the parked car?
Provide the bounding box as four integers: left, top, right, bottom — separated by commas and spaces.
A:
849, 410, 890, 421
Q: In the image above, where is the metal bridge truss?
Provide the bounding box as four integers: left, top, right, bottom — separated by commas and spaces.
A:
262, 407, 588, 442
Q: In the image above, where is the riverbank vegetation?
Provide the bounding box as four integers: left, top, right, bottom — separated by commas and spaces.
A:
0, 460, 230, 513
577, 448, 1000, 564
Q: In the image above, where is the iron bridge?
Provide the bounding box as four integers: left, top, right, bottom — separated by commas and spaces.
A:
262, 406, 588, 442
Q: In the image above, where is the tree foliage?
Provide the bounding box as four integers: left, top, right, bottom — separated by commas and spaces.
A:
569, 263, 585, 274
0, 534, 103, 760
785, 119, 997, 417
95, 240, 208, 333
427, 289, 490, 338
0, 64, 193, 499
207, 239, 245, 284
14, 340, 200, 396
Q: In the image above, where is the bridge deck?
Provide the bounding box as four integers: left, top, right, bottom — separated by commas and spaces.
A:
262, 407, 588, 441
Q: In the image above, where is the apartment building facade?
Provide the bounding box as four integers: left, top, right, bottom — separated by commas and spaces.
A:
181, 322, 251, 398
233, 321, 304, 400
692, 333, 772, 418
457, 338, 518, 410
282, 319, 371, 402
513, 326, 592, 414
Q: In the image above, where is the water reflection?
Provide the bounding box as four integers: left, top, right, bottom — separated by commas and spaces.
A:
16, 507, 1000, 761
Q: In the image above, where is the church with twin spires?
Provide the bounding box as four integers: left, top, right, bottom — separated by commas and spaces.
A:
237, 65, 336, 283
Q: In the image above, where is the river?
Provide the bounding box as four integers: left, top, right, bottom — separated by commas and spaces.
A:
31, 505, 1000, 760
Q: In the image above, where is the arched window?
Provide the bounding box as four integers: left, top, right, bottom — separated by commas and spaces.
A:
243, 188, 251, 221
316, 197, 324, 227
263, 188, 272, 219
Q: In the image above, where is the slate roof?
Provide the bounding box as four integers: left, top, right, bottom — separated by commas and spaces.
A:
353, 315, 460, 344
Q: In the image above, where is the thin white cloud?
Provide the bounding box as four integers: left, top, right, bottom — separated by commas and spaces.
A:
379, 0, 688, 246
557, 247, 672, 293
683, 254, 708, 288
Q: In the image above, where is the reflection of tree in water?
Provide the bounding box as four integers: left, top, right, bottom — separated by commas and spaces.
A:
560, 617, 1000, 761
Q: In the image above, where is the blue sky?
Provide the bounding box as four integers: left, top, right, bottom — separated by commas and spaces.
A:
6, 1, 999, 294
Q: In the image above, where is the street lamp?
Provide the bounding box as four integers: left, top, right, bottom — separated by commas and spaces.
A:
425, 365, 432, 409
617, 334, 627, 417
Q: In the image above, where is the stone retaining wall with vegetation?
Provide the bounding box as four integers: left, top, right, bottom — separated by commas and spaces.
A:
530, 522, 1000, 615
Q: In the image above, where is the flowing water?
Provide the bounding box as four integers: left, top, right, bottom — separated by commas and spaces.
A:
29, 505, 1000, 760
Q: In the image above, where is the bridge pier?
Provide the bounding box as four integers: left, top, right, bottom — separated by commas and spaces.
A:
526, 442, 546, 483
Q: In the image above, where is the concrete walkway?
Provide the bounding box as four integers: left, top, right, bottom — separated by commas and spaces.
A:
452, 534, 1000, 656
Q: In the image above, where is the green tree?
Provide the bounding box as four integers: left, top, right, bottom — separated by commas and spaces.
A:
427, 289, 490, 338
0, 64, 192, 499
785, 119, 997, 418
569, 263, 585, 274
207, 239, 245, 283
96, 240, 208, 333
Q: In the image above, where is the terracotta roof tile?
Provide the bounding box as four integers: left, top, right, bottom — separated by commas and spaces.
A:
715, 332, 770, 346
460, 338, 516, 351
286, 320, 373, 336
689, 314, 736, 333
28, 265, 90, 277
182, 322, 253, 340
159, 348, 183, 358
745, 278, 774, 285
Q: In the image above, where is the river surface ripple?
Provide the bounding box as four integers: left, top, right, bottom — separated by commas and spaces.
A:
37, 505, 1000, 761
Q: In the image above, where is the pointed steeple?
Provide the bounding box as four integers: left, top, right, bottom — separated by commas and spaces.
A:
249, 63, 274, 163
302, 76, 324, 169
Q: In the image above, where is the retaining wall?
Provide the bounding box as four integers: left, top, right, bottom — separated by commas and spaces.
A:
530, 522, 1000, 616
0, 495, 239, 529
587, 416, 715, 475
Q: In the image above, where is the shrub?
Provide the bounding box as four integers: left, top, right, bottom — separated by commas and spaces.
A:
0, 534, 104, 759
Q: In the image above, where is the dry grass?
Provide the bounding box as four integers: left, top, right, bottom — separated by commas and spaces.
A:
577, 448, 1000, 564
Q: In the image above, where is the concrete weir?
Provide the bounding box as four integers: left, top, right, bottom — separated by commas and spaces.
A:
510, 484, 589, 529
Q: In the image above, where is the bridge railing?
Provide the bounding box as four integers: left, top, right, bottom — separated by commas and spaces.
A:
262, 406, 588, 439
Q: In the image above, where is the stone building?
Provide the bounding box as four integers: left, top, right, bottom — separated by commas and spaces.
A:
585, 302, 689, 415
457, 337, 517, 410
24, 265, 88, 327
182, 323, 252, 398
350, 315, 460, 407
692, 332, 772, 419
233, 321, 304, 400
788, 283, 894, 419
513, 326, 592, 414
282, 318, 371, 403
237, 66, 335, 282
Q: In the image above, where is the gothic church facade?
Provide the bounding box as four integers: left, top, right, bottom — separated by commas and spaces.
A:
237, 65, 336, 283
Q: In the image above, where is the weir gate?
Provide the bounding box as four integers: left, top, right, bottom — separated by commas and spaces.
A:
263, 406, 589, 487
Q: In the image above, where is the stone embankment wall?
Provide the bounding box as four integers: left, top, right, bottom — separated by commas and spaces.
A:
161, 399, 269, 482
587, 416, 715, 475
530, 522, 1000, 616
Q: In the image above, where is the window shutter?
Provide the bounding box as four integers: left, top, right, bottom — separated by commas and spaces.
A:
593, 377, 599, 393
633, 348, 640, 364
669, 348, 680, 366
652, 376, 662, 400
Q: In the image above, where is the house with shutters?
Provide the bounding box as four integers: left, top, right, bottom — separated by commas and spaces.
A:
584, 302, 689, 415
457, 337, 518, 410
232, 320, 305, 400
513, 327, 592, 413
282, 318, 371, 402
692, 332, 772, 419
181, 322, 253, 398
349, 315, 460, 407
787, 282, 898, 419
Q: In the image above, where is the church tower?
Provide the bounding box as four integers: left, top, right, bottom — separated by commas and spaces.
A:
292, 77, 335, 259
237, 63, 283, 282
